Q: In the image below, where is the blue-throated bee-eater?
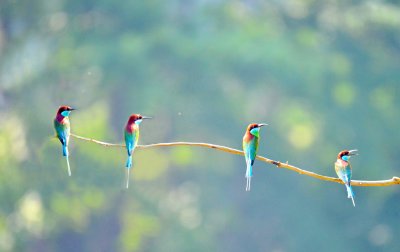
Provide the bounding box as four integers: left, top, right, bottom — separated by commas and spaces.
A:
54, 105, 75, 176
335, 149, 358, 207
124, 114, 151, 188
243, 123, 268, 191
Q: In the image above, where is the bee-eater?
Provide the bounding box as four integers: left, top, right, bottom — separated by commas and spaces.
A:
124, 114, 151, 188
54, 105, 75, 176
335, 149, 358, 207
242, 123, 268, 191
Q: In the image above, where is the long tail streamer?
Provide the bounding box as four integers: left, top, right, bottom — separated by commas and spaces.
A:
126, 168, 130, 189
346, 184, 355, 207
65, 156, 71, 176
245, 161, 252, 191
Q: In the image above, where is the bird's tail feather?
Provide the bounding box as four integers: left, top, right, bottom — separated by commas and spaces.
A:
125, 155, 133, 189
245, 162, 252, 191
126, 155, 132, 168
62, 144, 68, 157
346, 183, 355, 207
65, 155, 71, 176
125, 168, 130, 189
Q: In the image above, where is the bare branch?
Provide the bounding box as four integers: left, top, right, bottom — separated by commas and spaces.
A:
71, 133, 124, 147
70, 133, 400, 187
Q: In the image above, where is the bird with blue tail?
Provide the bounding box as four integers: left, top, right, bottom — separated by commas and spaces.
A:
242, 123, 268, 191
124, 114, 151, 188
335, 149, 358, 207
54, 105, 75, 176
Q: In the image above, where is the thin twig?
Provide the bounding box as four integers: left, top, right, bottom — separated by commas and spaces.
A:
70, 133, 400, 187
71, 133, 124, 147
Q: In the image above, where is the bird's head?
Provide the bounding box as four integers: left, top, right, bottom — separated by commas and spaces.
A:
247, 123, 268, 137
128, 114, 152, 125
57, 105, 75, 117
338, 149, 358, 161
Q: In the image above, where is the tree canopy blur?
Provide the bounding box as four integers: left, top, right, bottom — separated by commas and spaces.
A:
0, 0, 399, 251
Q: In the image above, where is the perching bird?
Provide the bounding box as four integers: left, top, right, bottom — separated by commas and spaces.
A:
335, 149, 358, 207
242, 123, 268, 191
124, 114, 151, 188
54, 105, 75, 176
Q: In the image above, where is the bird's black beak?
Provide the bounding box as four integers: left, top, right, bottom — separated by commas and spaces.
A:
142, 116, 152, 119
69, 108, 76, 111
349, 149, 358, 156
258, 123, 268, 127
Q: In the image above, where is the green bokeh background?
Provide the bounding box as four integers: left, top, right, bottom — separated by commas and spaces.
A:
0, 0, 399, 251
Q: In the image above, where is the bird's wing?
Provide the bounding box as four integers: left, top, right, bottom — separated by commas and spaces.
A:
54, 120, 69, 146
335, 160, 351, 184
124, 131, 137, 156
248, 138, 258, 166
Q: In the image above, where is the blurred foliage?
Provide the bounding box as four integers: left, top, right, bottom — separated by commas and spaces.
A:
0, 0, 400, 251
